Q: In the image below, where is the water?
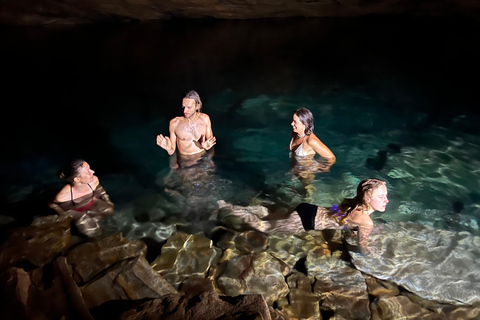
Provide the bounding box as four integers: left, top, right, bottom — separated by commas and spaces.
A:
1, 17, 479, 244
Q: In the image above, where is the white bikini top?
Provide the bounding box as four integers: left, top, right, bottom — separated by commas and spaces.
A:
290, 138, 308, 156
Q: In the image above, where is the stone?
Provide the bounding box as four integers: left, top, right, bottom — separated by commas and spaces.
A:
267, 231, 330, 269
1, 0, 478, 26
277, 272, 321, 320
309, 256, 370, 320
363, 275, 399, 297
66, 232, 147, 283
0, 215, 72, 271
119, 292, 273, 320
216, 251, 290, 305
150, 232, 222, 289
370, 295, 439, 320
179, 274, 216, 295
80, 255, 177, 309
0, 258, 94, 320
350, 222, 480, 305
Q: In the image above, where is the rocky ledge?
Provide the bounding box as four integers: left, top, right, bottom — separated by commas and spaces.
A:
1, 0, 479, 26
1, 202, 479, 319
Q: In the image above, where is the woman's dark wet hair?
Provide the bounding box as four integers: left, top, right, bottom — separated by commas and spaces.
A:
185, 90, 203, 112
293, 108, 314, 135
339, 178, 386, 218
57, 159, 86, 184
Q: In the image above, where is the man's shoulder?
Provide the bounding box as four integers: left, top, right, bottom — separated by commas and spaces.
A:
170, 117, 184, 125
199, 113, 211, 122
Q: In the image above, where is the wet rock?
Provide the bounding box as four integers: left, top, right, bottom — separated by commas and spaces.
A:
386, 143, 402, 154
363, 275, 399, 297
351, 222, 480, 305
366, 150, 388, 171
214, 228, 269, 254
216, 251, 290, 305
179, 275, 216, 295
234, 230, 269, 254
0, 215, 72, 271
119, 292, 272, 320
277, 272, 321, 320
66, 232, 147, 283
80, 255, 177, 309
0, 258, 93, 320
267, 230, 330, 269
150, 232, 222, 289
309, 256, 370, 320
370, 295, 437, 319
217, 200, 271, 231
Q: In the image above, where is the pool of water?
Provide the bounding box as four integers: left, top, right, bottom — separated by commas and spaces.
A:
1, 16, 479, 242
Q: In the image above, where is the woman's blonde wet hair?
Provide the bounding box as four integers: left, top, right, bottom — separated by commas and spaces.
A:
339, 178, 386, 217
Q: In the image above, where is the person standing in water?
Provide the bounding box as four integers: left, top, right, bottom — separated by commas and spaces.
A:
157, 90, 216, 156
49, 159, 114, 237
289, 107, 336, 195
289, 107, 335, 162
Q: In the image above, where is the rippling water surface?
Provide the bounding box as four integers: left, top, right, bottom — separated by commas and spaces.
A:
1, 17, 479, 244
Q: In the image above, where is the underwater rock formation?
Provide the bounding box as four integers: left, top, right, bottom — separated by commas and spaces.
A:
350, 222, 480, 305
1, 212, 480, 319
150, 232, 222, 289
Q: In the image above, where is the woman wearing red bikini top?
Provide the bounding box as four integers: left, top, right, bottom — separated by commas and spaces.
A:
49, 159, 114, 237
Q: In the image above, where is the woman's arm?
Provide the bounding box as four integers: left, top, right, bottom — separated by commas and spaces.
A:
307, 135, 336, 161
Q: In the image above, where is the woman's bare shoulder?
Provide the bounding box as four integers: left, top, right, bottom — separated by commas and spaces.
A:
54, 185, 71, 203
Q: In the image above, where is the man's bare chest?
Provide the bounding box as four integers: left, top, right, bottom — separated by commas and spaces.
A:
175, 119, 206, 141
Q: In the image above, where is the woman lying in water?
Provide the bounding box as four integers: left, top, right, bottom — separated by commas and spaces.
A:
232, 178, 388, 253
49, 159, 114, 237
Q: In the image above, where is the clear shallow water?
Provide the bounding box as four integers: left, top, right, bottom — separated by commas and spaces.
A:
1, 17, 479, 243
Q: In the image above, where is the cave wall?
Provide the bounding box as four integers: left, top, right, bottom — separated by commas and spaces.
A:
0, 0, 479, 26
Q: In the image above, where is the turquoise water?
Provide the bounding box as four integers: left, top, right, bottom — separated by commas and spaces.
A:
1, 17, 479, 243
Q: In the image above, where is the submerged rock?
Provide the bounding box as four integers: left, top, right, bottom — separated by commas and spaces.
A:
150, 232, 222, 289
119, 292, 273, 320
351, 222, 480, 305
278, 272, 320, 320
267, 231, 330, 269
309, 256, 370, 320
216, 251, 290, 305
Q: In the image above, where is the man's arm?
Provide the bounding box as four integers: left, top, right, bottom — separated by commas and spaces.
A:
201, 114, 216, 150
156, 118, 178, 155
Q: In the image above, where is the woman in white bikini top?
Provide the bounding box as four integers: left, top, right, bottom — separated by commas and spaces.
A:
289, 107, 336, 161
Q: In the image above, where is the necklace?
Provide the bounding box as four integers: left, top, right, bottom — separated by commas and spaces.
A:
187, 112, 198, 134
297, 133, 306, 138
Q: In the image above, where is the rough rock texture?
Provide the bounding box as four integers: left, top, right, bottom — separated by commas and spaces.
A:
216, 250, 290, 305
150, 232, 222, 289
67, 232, 147, 283
0, 257, 93, 320
279, 272, 321, 320
0, 215, 72, 271
1, 0, 479, 25
80, 255, 177, 308
309, 256, 371, 320
119, 292, 273, 320
351, 222, 480, 305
